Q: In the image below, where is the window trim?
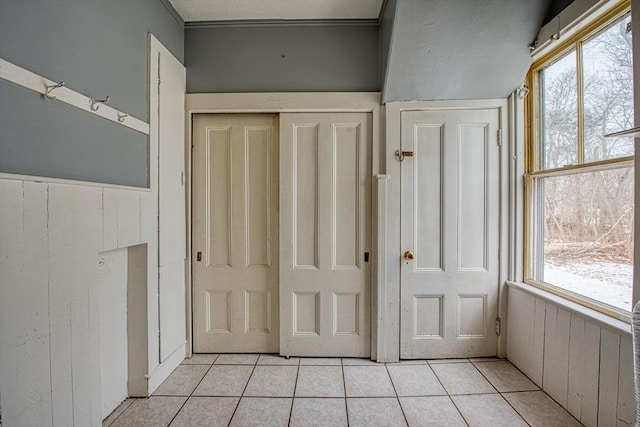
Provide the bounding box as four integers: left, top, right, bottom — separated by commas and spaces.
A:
524, 0, 633, 321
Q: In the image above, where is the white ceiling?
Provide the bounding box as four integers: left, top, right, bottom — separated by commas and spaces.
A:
168, 0, 384, 22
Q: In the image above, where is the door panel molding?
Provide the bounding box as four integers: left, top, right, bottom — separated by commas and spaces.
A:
385, 100, 510, 362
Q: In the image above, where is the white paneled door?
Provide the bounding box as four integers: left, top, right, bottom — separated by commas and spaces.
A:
280, 113, 371, 357
192, 114, 279, 353
400, 109, 500, 359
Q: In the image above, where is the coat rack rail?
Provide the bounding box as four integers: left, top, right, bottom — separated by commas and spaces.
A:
0, 58, 149, 135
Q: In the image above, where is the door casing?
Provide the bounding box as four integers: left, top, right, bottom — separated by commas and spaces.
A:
185, 93, 382, 358
185, 96, 509, 362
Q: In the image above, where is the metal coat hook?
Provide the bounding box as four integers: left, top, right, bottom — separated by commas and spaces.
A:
117, 112, 128, 123
44, 81, 64, 100
90, 95, 110, 111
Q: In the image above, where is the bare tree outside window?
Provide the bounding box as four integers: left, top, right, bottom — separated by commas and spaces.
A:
531, 14, 634, 312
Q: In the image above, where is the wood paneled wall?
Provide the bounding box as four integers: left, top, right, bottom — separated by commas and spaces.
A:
0, 178, 185, 426
507, 285, 634, 427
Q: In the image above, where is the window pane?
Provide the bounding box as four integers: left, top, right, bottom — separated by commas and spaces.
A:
540, 51, 578, 170
583, 14, 634, 162
533, 167, 634, 312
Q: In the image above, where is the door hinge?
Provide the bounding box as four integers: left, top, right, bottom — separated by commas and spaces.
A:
497, 129, 503, 146
496, 317, 502, 336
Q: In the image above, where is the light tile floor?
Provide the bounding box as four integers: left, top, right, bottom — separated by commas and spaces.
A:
103, 355, 583, 427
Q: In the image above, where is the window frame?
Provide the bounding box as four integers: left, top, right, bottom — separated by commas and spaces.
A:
524, 0, 633, 321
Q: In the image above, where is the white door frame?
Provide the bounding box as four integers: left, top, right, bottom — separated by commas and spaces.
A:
184, 93, 382, 358
383, 99, 510, 362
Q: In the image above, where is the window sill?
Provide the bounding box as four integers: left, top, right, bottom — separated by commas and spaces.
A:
506, 281, 631, 337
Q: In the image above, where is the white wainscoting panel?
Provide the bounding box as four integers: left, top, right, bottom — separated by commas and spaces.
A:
0, 177, 184, 426
507, 284, 634, 427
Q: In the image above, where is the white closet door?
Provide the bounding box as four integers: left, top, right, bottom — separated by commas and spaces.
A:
192, 114, 279, 353
280, 112, 371, 357
400, 108, 500, 359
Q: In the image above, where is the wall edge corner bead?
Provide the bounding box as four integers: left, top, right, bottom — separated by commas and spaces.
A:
0, 58, 150, 135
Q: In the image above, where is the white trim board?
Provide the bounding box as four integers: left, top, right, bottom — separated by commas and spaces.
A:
0, 58, 150, 135
0, 172, 152, 193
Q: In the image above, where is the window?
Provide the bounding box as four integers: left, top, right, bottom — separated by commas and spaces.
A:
526, 2, 634, 316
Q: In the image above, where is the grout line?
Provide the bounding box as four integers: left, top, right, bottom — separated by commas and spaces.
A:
471, 361, 502, 394
385, 364, 410, 427
226, 355, 259, 425
166, 362, 215, 426
429, 362, 470, 426
287, 361, 301, 426
103, 397, 138, 427
499, 393, 533, 427
340, 358, 350, 426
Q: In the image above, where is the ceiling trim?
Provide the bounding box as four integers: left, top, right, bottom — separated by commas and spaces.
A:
378, 0, 390, 20
160, 0, 185, 27
184, 18, 380, 29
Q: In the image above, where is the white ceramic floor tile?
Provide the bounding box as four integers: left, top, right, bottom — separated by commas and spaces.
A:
342, 358, 379, 366
473, 361, 538, 392
431, 363, 495, 395
300, 357, 342, 366
153, 365, 210, 396
503, 391, 583, 427
257, 354, 300, 365
169, 396, 239, 427
344, 366, 396, 397
244, 365, 298, 397
387, 365, 446, 396
295, 366, 345, 397
214, 354, 259, 365
290, 398, 348, 427
399, 396, 466, 427
229, 397, 292, 427
193, 365, 254, 396
103, 398, 138, 427
181, 354, 219, 365
347, 398, 407, 427
110, 396, 187, 427
452, 394, 528, 427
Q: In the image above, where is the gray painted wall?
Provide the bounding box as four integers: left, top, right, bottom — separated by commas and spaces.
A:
543, 0, 574, 24
382, 0, 551, 102
0, 81, 148, 187
379, 0, 398, 93
0, 0, 183, 187
185, 24, 379, 93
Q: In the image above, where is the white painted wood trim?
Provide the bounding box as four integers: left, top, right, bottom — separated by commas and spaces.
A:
186, 92, 380, 112
497, 101, 510, 358
507, 281, 632, 336
186, 92, 381, 357
0, 172, 152, 192
0, 58, 149, 135
184, 92, 194, 359
375, 174, 391, 361
532, 0, 622, 59
147, 342, 186, 394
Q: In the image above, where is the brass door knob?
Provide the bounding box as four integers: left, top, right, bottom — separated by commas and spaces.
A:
403, 250, 415, 261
